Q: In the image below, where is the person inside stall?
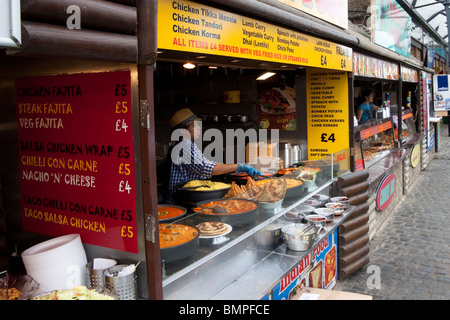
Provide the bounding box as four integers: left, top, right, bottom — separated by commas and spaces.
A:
162, 108, 262, 203
356, 89, 379, 124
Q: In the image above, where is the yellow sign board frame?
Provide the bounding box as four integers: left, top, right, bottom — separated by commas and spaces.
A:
306, 69, 349, 160
158, 0, 352, 71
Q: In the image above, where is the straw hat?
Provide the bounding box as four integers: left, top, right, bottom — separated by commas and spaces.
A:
169, 108, 201, 128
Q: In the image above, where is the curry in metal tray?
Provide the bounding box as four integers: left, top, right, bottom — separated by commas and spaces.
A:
158, 206, 185, 220
159, 224, 199, 248
193, 199, 257, 215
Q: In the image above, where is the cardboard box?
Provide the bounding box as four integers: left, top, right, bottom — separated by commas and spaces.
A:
291, 288, 372, 300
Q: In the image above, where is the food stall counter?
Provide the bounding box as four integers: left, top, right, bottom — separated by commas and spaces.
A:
212, 206, 355, 300
162, 203, 355, 300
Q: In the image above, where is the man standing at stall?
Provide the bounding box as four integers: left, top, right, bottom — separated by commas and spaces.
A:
164, 108, 261, 203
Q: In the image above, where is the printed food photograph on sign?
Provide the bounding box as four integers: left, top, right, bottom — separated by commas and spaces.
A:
288, 277, 307, 300
256, 74, 296, 131
324, 245, 336, 287
308, 261, 323, 288
257, 87, 296, 115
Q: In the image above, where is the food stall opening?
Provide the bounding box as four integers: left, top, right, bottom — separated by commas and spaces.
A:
160, 108, 262, 203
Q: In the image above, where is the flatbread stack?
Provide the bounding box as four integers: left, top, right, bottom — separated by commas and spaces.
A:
196, 221, 229, 236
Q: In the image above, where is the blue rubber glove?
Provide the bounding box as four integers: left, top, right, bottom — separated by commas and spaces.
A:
237, 164, 263, 177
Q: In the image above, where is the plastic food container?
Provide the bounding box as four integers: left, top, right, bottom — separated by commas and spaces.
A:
21, 234, 87, 294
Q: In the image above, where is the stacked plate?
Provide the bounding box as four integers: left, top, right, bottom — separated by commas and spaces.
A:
21, 234, 87, 294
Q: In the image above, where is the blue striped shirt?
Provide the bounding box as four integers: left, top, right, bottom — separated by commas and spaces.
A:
168, 139, 216, 203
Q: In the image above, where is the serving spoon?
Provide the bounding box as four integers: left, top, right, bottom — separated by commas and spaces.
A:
178, 185, 211, 190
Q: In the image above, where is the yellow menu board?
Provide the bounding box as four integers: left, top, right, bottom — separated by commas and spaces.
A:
157, 0, 352, 71
306, 69, 349, 160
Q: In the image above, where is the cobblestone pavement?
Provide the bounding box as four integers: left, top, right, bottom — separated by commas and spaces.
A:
335, 124, 450, 300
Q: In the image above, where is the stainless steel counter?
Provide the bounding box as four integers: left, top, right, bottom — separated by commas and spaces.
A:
162, 185, 354, 300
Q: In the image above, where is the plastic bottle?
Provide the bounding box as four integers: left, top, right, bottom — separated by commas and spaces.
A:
406, 91, 411, 109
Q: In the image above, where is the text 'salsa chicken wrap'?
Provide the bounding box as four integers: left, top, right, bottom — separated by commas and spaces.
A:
224, 177, 287, 203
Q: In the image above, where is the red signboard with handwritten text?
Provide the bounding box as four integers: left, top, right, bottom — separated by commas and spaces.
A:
15, 71, 137, 253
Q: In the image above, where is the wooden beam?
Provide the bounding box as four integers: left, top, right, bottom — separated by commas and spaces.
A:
9, 21, 137, 62
337, 169, 369, 188
21, 0, 136, 35
338, 180, 369, 197
348, 191, 369, 206
338, 234, 369, 256
338, 243, 370, 267
339, 224, 370, 245
136, 0, 158, 64
339, 255, 370, 279
339, 212, 370, 233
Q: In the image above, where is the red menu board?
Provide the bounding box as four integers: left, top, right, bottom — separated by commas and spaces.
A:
15, 71, 138, 253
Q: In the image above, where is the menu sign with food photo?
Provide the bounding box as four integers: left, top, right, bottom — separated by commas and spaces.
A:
257, 86, 296, 131
15, 71, 138, 253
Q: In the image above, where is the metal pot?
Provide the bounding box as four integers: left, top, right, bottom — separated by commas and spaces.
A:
195, 198, 260, 226
304, 214, 327, 227
283, 210, 306, 223
235, 115, 248, 123
313, 208, 335, 222
207, 115, 219, 122
284, 178, 305, 200
330, 196, 350, 208
160, 225, 200, 263
157, 204, 187, 223
302, 199, 321, 208
254, 222, 284, 246
281, 223, 322, 251
258, 198, 283, 211
220, 115, 233, 122
312, 194, 330, 206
